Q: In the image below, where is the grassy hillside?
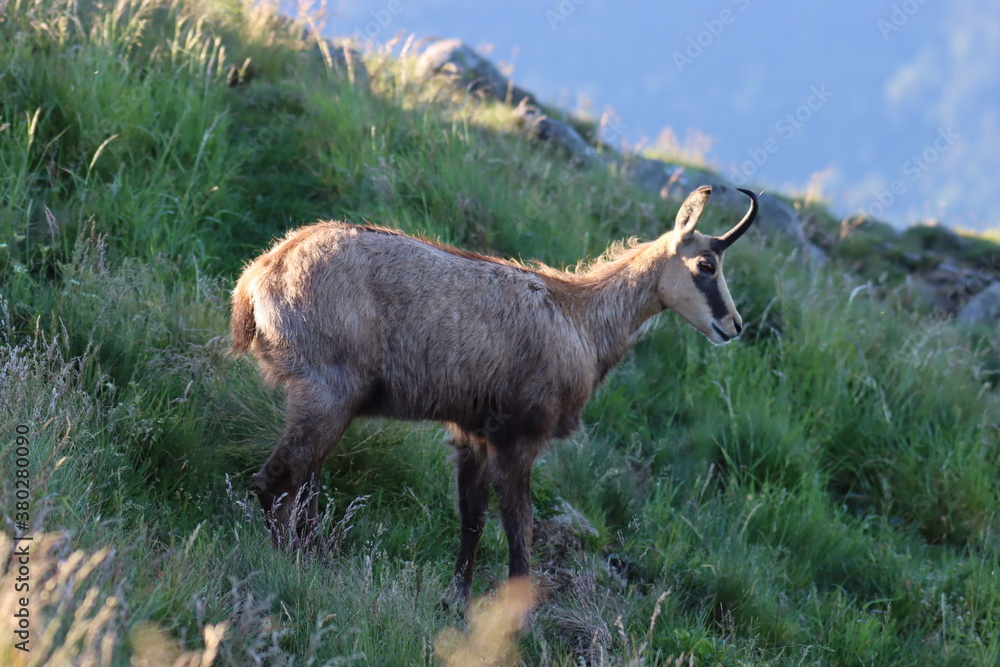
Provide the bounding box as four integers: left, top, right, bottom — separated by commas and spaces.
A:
1, 0, 999, 664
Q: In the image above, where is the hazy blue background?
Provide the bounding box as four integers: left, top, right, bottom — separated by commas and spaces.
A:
304, 0, 1000, 232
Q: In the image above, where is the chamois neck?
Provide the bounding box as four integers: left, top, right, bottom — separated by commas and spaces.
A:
559, 240, 673, 381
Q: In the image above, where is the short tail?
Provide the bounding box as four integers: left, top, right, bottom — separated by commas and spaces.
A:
229, 276, 257, 357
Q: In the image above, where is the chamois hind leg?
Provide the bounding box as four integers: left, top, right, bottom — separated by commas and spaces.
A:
492, 438, 541, 590
445, 429, 492, 609
253, 379, 356, 544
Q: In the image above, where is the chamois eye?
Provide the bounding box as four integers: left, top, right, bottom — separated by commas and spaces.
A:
697, 259, 716, 275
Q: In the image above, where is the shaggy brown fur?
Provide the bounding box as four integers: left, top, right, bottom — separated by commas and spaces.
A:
230, 186, 757, 607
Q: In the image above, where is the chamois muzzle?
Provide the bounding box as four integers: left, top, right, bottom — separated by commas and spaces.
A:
712, 188, 758, 251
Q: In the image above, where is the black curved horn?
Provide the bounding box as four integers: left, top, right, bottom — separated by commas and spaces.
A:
714, 188, 758, 251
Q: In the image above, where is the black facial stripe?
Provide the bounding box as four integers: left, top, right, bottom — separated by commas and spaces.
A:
693, 272, 730, 321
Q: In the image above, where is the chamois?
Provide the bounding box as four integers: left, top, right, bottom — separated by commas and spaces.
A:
230, 186, 758, 607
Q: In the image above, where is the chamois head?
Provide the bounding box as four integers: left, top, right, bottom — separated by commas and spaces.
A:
658, 186, 758, 345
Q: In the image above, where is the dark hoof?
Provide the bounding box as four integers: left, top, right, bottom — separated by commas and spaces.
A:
441, 579, 471, 615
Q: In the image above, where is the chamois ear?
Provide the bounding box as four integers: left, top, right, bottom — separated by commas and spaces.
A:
674, 185, 712, 239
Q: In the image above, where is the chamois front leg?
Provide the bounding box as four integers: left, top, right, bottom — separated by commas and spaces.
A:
445, 431, 492, 610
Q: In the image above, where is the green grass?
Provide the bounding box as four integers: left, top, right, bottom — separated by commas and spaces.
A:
2, 1, 999, 664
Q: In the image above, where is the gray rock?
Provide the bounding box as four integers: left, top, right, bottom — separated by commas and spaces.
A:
515, 105, 597, 166
625, 156, 681, 193
805, 242, 830, 267
919, 264, 962, 313
956, 282, 1000, 326
913, 262, 989, 315
758, 193, 808, 246
416, 39, 535, 106
548, 499, 598, 539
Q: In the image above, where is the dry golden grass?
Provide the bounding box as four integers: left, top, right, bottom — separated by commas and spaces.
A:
0, 533, 227, 667
434, 577, 534, 667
